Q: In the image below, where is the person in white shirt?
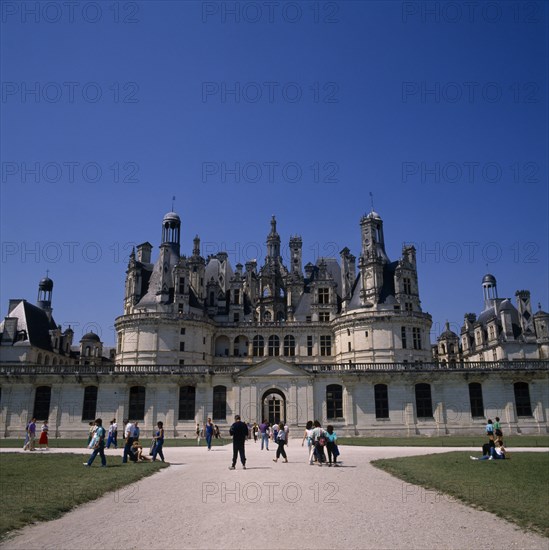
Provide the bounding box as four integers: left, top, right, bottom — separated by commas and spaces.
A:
122, 419, 135, 463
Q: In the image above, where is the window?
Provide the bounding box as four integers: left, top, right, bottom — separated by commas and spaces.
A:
81, 386, 98, 421
209, 292, 215, 306
347, 329, 351, 336
412, 327, 422, 350
318, 288, 329, 304
129, 386, 146, 420
283, 335, 296, 356
365, 331, 368, 337
319, 311, 330, 322
203, 337, 206, 345
178, 386, 195, 420
234, 289, 240, 304
179, 359, 185, 365
468, 383, 484, 418
306, 316, 312, 323
514, 382, 532, 416
326, 384, 343, 419
374, 384, 389, 419
234, 313, 240, 323
180, 328, 186, 335
213, 386, 227, 420
415, 383, 433, 418
320, 335, 332, 356
405, 302, 413, 312
178, 303, 183, 314
179, 277, 185, 294
307, 335, 313, 356
348, 342, 351, 352
268, 335, 280, 356
401, 326, 407, 349
253, 335, 264, 357
180, 341, 185, 352
403, 277, 411, 294
33, 386, 51, 420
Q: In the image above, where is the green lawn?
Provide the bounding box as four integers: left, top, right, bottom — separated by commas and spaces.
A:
339, 435, 549, 447
0, 437, 231, 448
372, 451, 549, 537
0, 453, 168, 539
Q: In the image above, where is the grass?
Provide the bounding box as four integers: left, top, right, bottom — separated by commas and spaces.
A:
372, 451, 549, 537
0, 453, 169, 539
339, 435, 549, 447
0, 437, 231, 448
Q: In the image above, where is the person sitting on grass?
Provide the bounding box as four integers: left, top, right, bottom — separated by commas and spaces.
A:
130, 441, 150, 461
471, 440, 509, 461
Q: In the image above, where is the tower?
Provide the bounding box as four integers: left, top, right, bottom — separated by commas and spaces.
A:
266, 215, 281, 259
37, 274, 53, 320
358, 211, 388, 306
482, 273, 498, 309
289, 235, 302, 274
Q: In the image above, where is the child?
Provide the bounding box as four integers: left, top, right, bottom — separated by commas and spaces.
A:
38, 420, 49, 450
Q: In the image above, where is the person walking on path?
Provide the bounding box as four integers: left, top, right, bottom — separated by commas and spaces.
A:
38, 420, 49, 450
111, 418, 118, 448
196, 423, 201, 446
84, 418, 107, 467
122, 419, 135, 464
23, 418, 36, 451
151, 421, 165, 462
86, 421, 95, 446
205, 418, 214, 450
259, 420, 270, 450
311, 420, 327, 466
106, 420, 116, 449
229, 415, 248, 470
494, 417, 503, 438
302, 420, 314, 463
325, 425, 339, 466
486, 418, 494, 441
252, 422, 259, 442
272, 422, 288, 463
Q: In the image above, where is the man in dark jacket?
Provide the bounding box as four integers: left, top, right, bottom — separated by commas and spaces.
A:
229, 415, 248, 470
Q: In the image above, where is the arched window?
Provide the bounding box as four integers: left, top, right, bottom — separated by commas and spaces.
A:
44, 356, 50, 365
178, 386, 195, 421
36, 353, 42, 365
52, 357, 58, 366
252, 335, 264, 357
128, 386, 146, 420
514, 382, 532, 417
415, 383, 433, 418
213, 385, 227, 420
374, 384, 389, 419
468, 383, 484, 418
326, 384, 343, 419
268, 335, 280, 356
33, 386, 51, 420
283, 335, 296, 356
82, 386, 98, 421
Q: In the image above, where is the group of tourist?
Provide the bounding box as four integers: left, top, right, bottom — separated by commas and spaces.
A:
470, 417, 509, 461
22, 418, 49, 451
195, 419, 220, 449
84, 418, 166, 467
227, 416, 341, 470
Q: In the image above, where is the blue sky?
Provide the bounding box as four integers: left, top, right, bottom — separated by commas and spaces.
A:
1, 0, 547, 346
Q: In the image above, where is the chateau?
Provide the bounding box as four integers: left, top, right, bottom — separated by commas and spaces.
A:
1, 210, 548, 438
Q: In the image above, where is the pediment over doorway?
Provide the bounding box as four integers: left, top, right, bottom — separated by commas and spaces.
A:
235, 358, 311, 378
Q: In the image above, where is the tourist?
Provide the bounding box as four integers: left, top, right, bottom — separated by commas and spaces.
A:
214, 424, 220, 439
486, 418, 494, 441
229, 415, 248, 470
38, 420, 49, 450
23, 418, 36, 451
259, 420, 270, 450
131, 440, 150, 461
252, 422, 259, 442
122, 418, 135, 464
23, 421, 30, 450
205, 418, 214, 450
272, 423, 279, 444
196, 423, 201, 445
111, 418, 118, 448
152, 421, 165, 462
494, 416, 503, 438
106, 419, 116, 449
84, 418, 107, 467
272, 422, 288, 463
134, 421, 140, 441
311, 420, 327, 466
301, 420, 314, 462
325, 425, 339, 466
471, 440, 508, 460
284, 423, 289, 446
86, 421, 95, 446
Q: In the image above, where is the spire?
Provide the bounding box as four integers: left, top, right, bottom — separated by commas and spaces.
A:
193, 235, 201, 256
266, 216, 281, 258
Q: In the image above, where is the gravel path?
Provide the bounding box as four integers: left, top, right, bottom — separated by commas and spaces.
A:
1, 442, 547, 549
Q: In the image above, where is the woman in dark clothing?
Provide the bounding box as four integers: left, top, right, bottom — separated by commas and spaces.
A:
272, 422, 288, 463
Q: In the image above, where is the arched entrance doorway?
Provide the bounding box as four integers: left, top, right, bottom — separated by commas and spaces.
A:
262, 389, 286, 425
